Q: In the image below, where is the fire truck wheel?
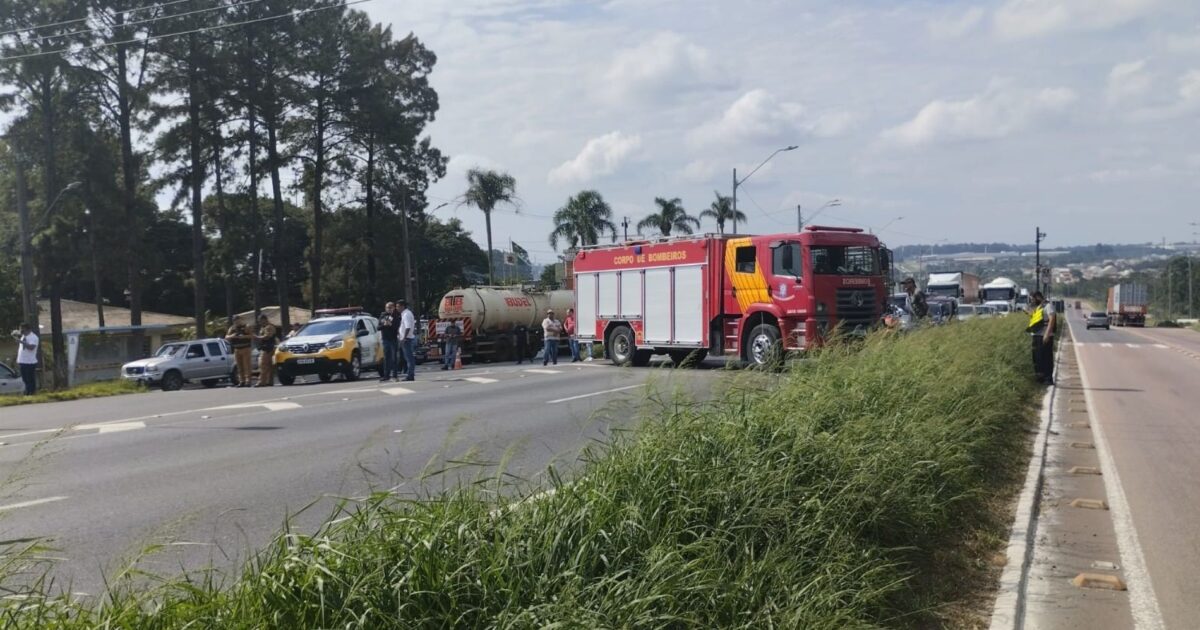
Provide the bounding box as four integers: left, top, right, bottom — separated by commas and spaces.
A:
744, 323, 782, 368
607, 325, 637, 366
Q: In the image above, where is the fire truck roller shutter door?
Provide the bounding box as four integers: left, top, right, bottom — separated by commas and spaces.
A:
645, 268, 672, 344
674, 265, 704, 344
598, 272, 619, 318
576, 274, 597, 340
620, 270, 643, 318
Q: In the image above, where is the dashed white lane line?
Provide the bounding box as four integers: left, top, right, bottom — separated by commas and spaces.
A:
463, 376, 498, 384
381, 387, 414, 396
1101, 343, 1113, 348
75, 421, 146, 434
1154, 344, 1168, 349
0, 496, 68, 513
547, 385, 641, 404
1074, 339, 1166, 629
524, 369, 563, 374
212, 401, 301, 412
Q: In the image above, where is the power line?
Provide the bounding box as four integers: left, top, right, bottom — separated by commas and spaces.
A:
23, 0, 270, 45
0, 0, 196, 38
0, 0, 370, 62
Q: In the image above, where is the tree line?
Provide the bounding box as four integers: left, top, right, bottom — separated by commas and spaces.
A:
0, 0, 489, 386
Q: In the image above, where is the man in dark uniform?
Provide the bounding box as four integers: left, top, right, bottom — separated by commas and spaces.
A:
254, 314, 278, 387
225, 319, 254, 387
1027, 291, 1057, 384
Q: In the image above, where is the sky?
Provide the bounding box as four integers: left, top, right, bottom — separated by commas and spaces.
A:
357, 0, 1200, 263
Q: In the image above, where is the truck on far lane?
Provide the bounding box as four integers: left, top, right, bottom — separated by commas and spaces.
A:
926, 271, 981, 305
1107, 282, 1148, 327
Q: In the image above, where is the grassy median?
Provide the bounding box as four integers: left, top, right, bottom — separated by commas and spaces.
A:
0, 318, 1037, 628
0, 380, 144, 408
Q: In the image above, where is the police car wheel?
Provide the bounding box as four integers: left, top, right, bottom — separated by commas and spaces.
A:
344, 353, 361, 381
318, 372, 333, 383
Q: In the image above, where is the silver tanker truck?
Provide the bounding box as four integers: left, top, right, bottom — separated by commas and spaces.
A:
427, 286, 575, 363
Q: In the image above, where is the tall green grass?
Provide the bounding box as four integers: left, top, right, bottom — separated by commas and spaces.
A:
0, 318, 1036, 628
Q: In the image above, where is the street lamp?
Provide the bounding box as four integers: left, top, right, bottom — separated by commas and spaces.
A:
732, 145, 798, 234
798, 199, 842, 230
1188, 221, 1198, 318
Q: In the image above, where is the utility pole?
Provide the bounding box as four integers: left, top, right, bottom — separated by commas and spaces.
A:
621, 216, 630, 241
85, 209, 105, 328
797, 204, 802, 232
1035, 227, 1047, 294
731, 168, 738, 235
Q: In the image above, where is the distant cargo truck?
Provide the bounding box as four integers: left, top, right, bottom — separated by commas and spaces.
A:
926, 271, 981, 305
1106, 283, 1148, 327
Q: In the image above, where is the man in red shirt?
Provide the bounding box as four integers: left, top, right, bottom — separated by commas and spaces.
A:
565, 308, 580, 362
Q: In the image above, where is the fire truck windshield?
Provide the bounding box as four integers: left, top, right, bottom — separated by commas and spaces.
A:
810, 245, 878, 275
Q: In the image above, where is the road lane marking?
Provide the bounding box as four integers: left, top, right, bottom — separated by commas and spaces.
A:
1100, 343, 1113, 348
0, 428, 62, 440
1126, 343, 1139, 348
75, 421, 145, 434
463, 377, 498, 384
382, 387, 414, 396
212, 402, 301, 412
524, 369, 562, 374
1073, 332, 1166, 630
0, 496, 68, 513
1154, 344, 1168, 349
547, 385, 641, 404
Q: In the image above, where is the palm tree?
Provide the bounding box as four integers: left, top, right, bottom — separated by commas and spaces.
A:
549, 190, 618, 250
461, 168, 518, 284
637, 197, 699, 237
699, 191, 746, 235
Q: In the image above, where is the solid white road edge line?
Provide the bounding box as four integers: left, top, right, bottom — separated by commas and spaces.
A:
0, 496, 68, 512
547, 385, 641, 404
1074, 335, 1166, 630
988, 343, 1058, 630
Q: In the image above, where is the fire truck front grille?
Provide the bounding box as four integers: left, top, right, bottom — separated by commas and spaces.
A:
835, 289, 878, 332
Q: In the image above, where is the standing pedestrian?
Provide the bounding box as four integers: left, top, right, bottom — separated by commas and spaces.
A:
542, 309, 562, 366
442, 320, 461, 370
1027, 291, 1057, 384
379, 301, 400, 381
286, 322, 302, 338
901, 277, 929, 320
514, 324, 528, 364
14, 323, 39, 395
398, 299, 416, 382
565, 308, 580, 362
225, 318, 254, 387
254, 314, 278, 387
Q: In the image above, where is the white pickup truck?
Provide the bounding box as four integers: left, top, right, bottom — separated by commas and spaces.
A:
122, 338, 237, 391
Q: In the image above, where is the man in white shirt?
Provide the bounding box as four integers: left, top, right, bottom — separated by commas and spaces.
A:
15, 323, 39, 395
541, 309, 562, 366
397, 299, 417, 382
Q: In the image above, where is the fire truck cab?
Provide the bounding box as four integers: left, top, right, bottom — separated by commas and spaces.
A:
572, 226, 889, 367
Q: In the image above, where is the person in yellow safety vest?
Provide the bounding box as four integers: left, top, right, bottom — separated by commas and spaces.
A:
1027, 291, 1057, 384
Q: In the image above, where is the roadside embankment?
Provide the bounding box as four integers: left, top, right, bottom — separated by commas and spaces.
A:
0, 318, 1038, 628
0, 380, 143, 408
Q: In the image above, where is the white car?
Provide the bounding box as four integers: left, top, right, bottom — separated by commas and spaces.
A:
1, 362, 23, 396
122, 338, 237, 391
983, 300, 1012, 316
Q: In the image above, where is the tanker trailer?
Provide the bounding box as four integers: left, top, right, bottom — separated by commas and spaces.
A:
428, 286, 575, 362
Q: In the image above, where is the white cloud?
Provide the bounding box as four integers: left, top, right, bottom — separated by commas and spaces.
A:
688, 89, 852, 148
994, 0, 1163, 39
548, 131, 642, 184
1165, 27, 1200, 52
681, 158, 720, 183
603, 32, 730, 102
928, 7, 986, 39
1130, 68, 1200, 120
881, 81, 1077, 146
1107, 59, 1154, 104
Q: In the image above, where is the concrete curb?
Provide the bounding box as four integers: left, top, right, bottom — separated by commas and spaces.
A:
988, 341, 1062, 630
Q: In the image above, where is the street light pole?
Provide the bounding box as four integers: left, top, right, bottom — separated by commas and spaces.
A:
731, 145, 798, 234
799, 199, 842, 230
1035, 227, 1047, 294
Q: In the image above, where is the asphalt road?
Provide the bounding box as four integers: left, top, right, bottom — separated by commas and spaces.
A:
0, 358, 729, 595
1067, 308, 1200, 629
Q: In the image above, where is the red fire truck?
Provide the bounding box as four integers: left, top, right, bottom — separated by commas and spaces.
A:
572, 226, 890, 367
